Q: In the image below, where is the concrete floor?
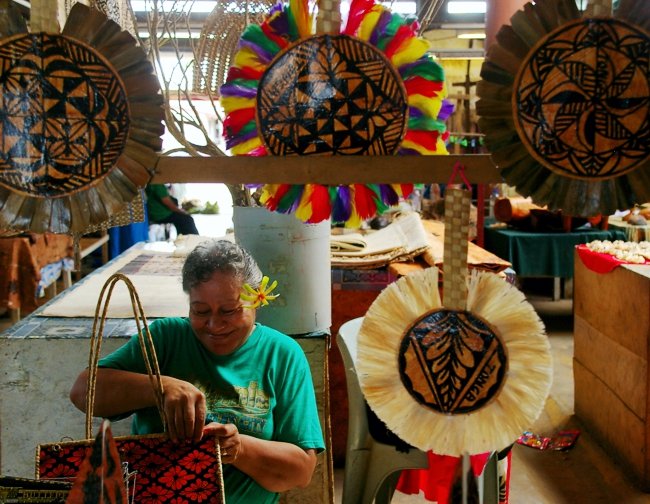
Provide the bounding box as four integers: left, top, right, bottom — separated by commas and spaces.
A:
2, 279, 650, 503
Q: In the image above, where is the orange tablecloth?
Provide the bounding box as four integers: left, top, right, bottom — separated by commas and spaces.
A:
0, 234, 73, 313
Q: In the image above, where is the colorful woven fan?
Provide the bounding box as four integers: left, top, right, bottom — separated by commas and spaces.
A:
477, 0, 650, 217
356, 186, 553, 455
0, 3, 164, 234
220, 0, 453, 226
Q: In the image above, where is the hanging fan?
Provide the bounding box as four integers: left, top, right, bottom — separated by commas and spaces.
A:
356, 185, 553, 455
477, 0, 650, 217
0, 2, 164, 234
192, 0, 277, 96
220, 0, 454, 227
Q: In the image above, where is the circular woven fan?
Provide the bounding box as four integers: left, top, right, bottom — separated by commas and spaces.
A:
192, 0, 276, 95
220, 0, 453, 226
477, 0, 650, 217
257, 34, 408, 155
357, 267, 553, 455
0, 3, 163, 234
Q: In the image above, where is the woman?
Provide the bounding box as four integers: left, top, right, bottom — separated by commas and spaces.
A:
70, 239, 324, 503
145, 183, 199, 235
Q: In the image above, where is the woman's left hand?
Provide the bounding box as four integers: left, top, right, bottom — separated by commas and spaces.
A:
205, 422, 241, 464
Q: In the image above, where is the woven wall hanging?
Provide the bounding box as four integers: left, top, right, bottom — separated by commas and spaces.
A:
0, 3, 164, 234
476, 0, 649, 217
192, 0, 276, 96
356, 185, 553, 455
220, 0, 454, 227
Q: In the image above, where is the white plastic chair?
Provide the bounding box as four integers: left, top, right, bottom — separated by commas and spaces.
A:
337, 317, 501, 504
337, 318, 429, 504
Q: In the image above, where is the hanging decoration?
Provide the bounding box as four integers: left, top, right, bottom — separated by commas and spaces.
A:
477, 0, 650, 217
356, 182, 553, 455
0, 2, 164, 234
221, 0, 453, 227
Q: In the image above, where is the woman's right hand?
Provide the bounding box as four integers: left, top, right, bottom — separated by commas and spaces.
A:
160, 376, 207, 442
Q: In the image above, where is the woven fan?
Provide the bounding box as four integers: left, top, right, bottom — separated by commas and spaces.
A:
220, 0, 454, 227
192, 0, 277, 95
356, 185, 553, 455
0, 3, 164, 234
476, 0, 650, 217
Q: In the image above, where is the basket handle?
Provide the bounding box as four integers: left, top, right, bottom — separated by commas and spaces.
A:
85, 273, 166, 439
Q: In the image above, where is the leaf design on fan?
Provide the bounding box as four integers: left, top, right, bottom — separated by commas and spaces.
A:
399, 309, 508, 414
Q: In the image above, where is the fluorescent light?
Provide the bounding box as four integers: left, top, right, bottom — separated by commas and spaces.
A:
130, 0, 218, 13
431, 48, 485, 59
457, 32, 486, 39
447, 1, 487, 14
138, 31, 202, 38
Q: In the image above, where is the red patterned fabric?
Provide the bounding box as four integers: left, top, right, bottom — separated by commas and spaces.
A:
38, 432, 224, 504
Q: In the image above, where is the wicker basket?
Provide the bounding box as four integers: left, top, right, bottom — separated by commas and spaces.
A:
0, 476, 70, 503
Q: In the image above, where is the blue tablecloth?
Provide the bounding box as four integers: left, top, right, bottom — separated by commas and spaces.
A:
483, 226, 626, 278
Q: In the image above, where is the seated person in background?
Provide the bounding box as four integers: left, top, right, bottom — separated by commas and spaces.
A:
145, 183, 199, 235
69, 239, 324, 503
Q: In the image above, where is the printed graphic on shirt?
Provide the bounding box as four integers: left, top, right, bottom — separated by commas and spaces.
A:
201, 381, 270, 435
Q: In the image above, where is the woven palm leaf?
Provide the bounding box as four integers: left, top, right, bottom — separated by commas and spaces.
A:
477, 0, 650, 217
0, 3, 163, 234
356, 187, 552, 455
192, 0, 276, 96
220, 0, 453, 226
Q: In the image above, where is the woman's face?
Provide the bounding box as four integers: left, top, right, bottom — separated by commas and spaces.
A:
188, 270, 256, 356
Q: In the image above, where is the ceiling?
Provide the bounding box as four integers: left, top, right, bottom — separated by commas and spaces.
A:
10, 0, 486, 54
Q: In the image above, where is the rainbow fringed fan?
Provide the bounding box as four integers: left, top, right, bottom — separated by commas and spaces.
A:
220, 0, 453, 227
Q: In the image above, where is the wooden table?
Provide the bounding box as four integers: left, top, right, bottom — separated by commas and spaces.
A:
483, 225, 626, 300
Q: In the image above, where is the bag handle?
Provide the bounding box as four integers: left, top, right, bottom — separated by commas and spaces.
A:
85, 273, 166, 439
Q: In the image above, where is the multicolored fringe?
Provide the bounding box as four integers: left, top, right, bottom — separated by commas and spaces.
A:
221, 0, 452, 226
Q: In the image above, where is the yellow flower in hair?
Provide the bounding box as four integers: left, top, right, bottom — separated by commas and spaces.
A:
241, 276, 279, 309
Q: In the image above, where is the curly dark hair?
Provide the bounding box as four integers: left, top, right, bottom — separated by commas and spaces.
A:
181, 239, 262, 293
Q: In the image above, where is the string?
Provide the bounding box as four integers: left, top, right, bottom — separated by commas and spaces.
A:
447, 161, 472, 190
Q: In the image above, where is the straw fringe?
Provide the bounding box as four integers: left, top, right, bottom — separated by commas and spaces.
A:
358, 268, 552, 455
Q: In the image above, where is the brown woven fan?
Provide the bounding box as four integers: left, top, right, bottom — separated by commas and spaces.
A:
192, 0, 276, 96
477, 0, 650, 217
356, 186, 553, 455
0, 3, 164, 234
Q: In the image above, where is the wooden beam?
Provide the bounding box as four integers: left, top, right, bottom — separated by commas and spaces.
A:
152, 154, 502, 185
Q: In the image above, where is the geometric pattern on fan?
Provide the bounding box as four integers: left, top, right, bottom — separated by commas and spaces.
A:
515, 18, 649, 181
0, 33, 129, 198
0, 3, 164, 234
399, 308, 508, 415
257, 34, 407, 155
220, 0, 453, 226
477, 0, 650, 217
357, 267, 553, 455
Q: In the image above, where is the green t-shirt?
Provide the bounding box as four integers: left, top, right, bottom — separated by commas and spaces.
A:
98, 318, 325, 504
145, 184, 173, 222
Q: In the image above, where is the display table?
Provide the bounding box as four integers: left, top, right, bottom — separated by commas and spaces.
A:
0, 233, 74, 321
483, 225, 625, 299
574, 254, 650, 489
608, 216, 650, 242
